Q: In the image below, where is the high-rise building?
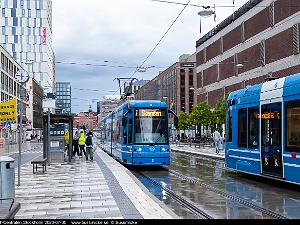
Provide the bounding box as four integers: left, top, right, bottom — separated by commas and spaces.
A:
55, 82, 71, 115
135, 54, 197, 115
0, 0, 55, 94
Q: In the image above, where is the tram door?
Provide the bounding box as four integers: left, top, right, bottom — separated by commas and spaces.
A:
260, 102, 283, 177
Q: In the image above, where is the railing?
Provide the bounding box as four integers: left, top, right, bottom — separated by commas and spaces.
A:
173, 138, 214, 148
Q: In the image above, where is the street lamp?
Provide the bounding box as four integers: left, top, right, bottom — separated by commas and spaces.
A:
236, 63, 244, 69
198, 7, 215, 17
15, 67, 30, 186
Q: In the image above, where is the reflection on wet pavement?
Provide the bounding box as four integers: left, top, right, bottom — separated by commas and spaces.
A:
134, 152, 300, 219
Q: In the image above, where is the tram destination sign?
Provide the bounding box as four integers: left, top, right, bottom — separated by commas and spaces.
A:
135, 109, 166, 117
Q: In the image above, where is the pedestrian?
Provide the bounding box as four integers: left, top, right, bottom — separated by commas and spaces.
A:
78, 131, 86, 157
37, 134, 40, 143
85, 131, 94, 161
212, 130, 222, 154
64, 130, 69, 148
73, 131, 80, 157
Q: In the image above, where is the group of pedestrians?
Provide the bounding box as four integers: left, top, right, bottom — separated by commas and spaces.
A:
72, 130, 94, 161
173, 130, 224, 155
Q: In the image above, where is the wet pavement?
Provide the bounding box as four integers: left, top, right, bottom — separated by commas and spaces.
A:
133, 151, 300, 219
14, 141, 177, 219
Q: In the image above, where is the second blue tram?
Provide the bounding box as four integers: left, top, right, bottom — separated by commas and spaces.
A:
225, 72, 300, 185
101, 100, 175, 166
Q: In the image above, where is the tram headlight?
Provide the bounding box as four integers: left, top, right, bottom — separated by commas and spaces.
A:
161, 148, 169, 152
137, 148, 142, 152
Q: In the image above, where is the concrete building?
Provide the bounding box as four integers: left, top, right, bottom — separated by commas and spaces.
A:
0, 44, 26, 142
26, 77, 43, 129
196, 0, 300, 107
98, 96, 120, 122
135, 54, 196, 115
124, 79, 149, 96
0, 0, 55, 94
55, 82, 71, 115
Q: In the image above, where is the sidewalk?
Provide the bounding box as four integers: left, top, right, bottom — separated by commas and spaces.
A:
0, 141, 42, 157
15, 146, 178, 219
171, 143, 225, 160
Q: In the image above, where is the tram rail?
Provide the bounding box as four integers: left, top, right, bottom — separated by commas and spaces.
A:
135, 171, 214, 219
165, 167, 289, 219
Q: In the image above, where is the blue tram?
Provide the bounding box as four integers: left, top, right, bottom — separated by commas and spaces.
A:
101, 100, 176, 166
225, 73, 300, 185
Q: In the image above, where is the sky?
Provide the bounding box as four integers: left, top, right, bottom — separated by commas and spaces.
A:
52, 0, 249, 113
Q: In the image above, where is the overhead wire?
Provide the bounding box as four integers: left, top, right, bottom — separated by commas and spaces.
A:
150, 0, 300, 8
111, 0, 191, 96
55, 61, 165, 69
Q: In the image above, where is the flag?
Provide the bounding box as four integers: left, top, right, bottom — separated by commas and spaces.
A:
214, 11, 216, 22
169, 100, 175, 111
214, 4, 216, 22
199, 16, 202, 34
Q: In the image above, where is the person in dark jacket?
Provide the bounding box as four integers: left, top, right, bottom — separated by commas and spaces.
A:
85, 131, 94, 161
73, 131, 80, 157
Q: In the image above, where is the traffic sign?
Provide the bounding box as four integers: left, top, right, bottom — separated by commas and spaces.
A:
3, 121, 11, 129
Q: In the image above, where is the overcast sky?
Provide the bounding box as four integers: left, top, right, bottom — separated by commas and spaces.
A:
52, 0, 249, 113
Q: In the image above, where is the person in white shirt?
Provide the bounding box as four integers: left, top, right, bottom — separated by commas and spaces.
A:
212, 130, 222, 154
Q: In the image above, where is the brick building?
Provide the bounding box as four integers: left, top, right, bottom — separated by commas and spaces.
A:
196, 0, 300, 107
135, 54, 197, 115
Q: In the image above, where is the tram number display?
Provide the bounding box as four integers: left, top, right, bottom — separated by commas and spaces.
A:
135, 109, 165, 117
256, 112, 280, 119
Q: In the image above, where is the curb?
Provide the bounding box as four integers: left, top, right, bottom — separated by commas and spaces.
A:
171, 148, 225, 160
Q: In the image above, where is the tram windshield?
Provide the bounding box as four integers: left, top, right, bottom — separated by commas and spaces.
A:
134, 109, 168, 145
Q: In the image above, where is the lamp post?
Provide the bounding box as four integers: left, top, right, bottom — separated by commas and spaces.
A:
15, 67, 30, 186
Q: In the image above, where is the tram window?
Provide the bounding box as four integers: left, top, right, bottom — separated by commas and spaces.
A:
248, 107, 259, 148
122, 118, 127, 144
261, 103, 281, 147
238, 108, 247, 147
286, 102, 300, 152
226, 105, 232, 142
128, 118, 133, 144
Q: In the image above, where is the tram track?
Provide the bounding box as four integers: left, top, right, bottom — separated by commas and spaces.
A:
164, 167, 289, 219
135, 171, 214, 219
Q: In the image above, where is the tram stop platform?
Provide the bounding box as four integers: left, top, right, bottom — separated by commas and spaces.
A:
14, 147, 178, 219
171, 144, 225, 160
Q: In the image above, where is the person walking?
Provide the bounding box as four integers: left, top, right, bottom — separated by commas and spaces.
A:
37, 134, 40, 143
85, 131, 94, 161
78, 131, 86, 157
213, 130, 222, 154
73, 131, 80, 157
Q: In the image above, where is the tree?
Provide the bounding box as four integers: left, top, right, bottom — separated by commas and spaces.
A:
190, 102, 211, 139
213, 97, 227, 132
178, 112, 191, 131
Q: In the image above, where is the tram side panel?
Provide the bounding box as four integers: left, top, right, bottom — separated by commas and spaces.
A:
282, 82, 300, 184
225, 90, 262, 176
112, 109, 123, 161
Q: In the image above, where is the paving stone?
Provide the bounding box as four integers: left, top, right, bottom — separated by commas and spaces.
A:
14, 147, 175, 219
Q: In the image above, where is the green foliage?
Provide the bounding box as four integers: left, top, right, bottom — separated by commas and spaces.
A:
213, 97, 227, 132
178, 112, 191, 130
190, 102, 211, 127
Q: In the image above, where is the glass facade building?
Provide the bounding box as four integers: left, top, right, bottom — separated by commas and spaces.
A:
0, 0, 55, 94
55, 82, 71, 115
